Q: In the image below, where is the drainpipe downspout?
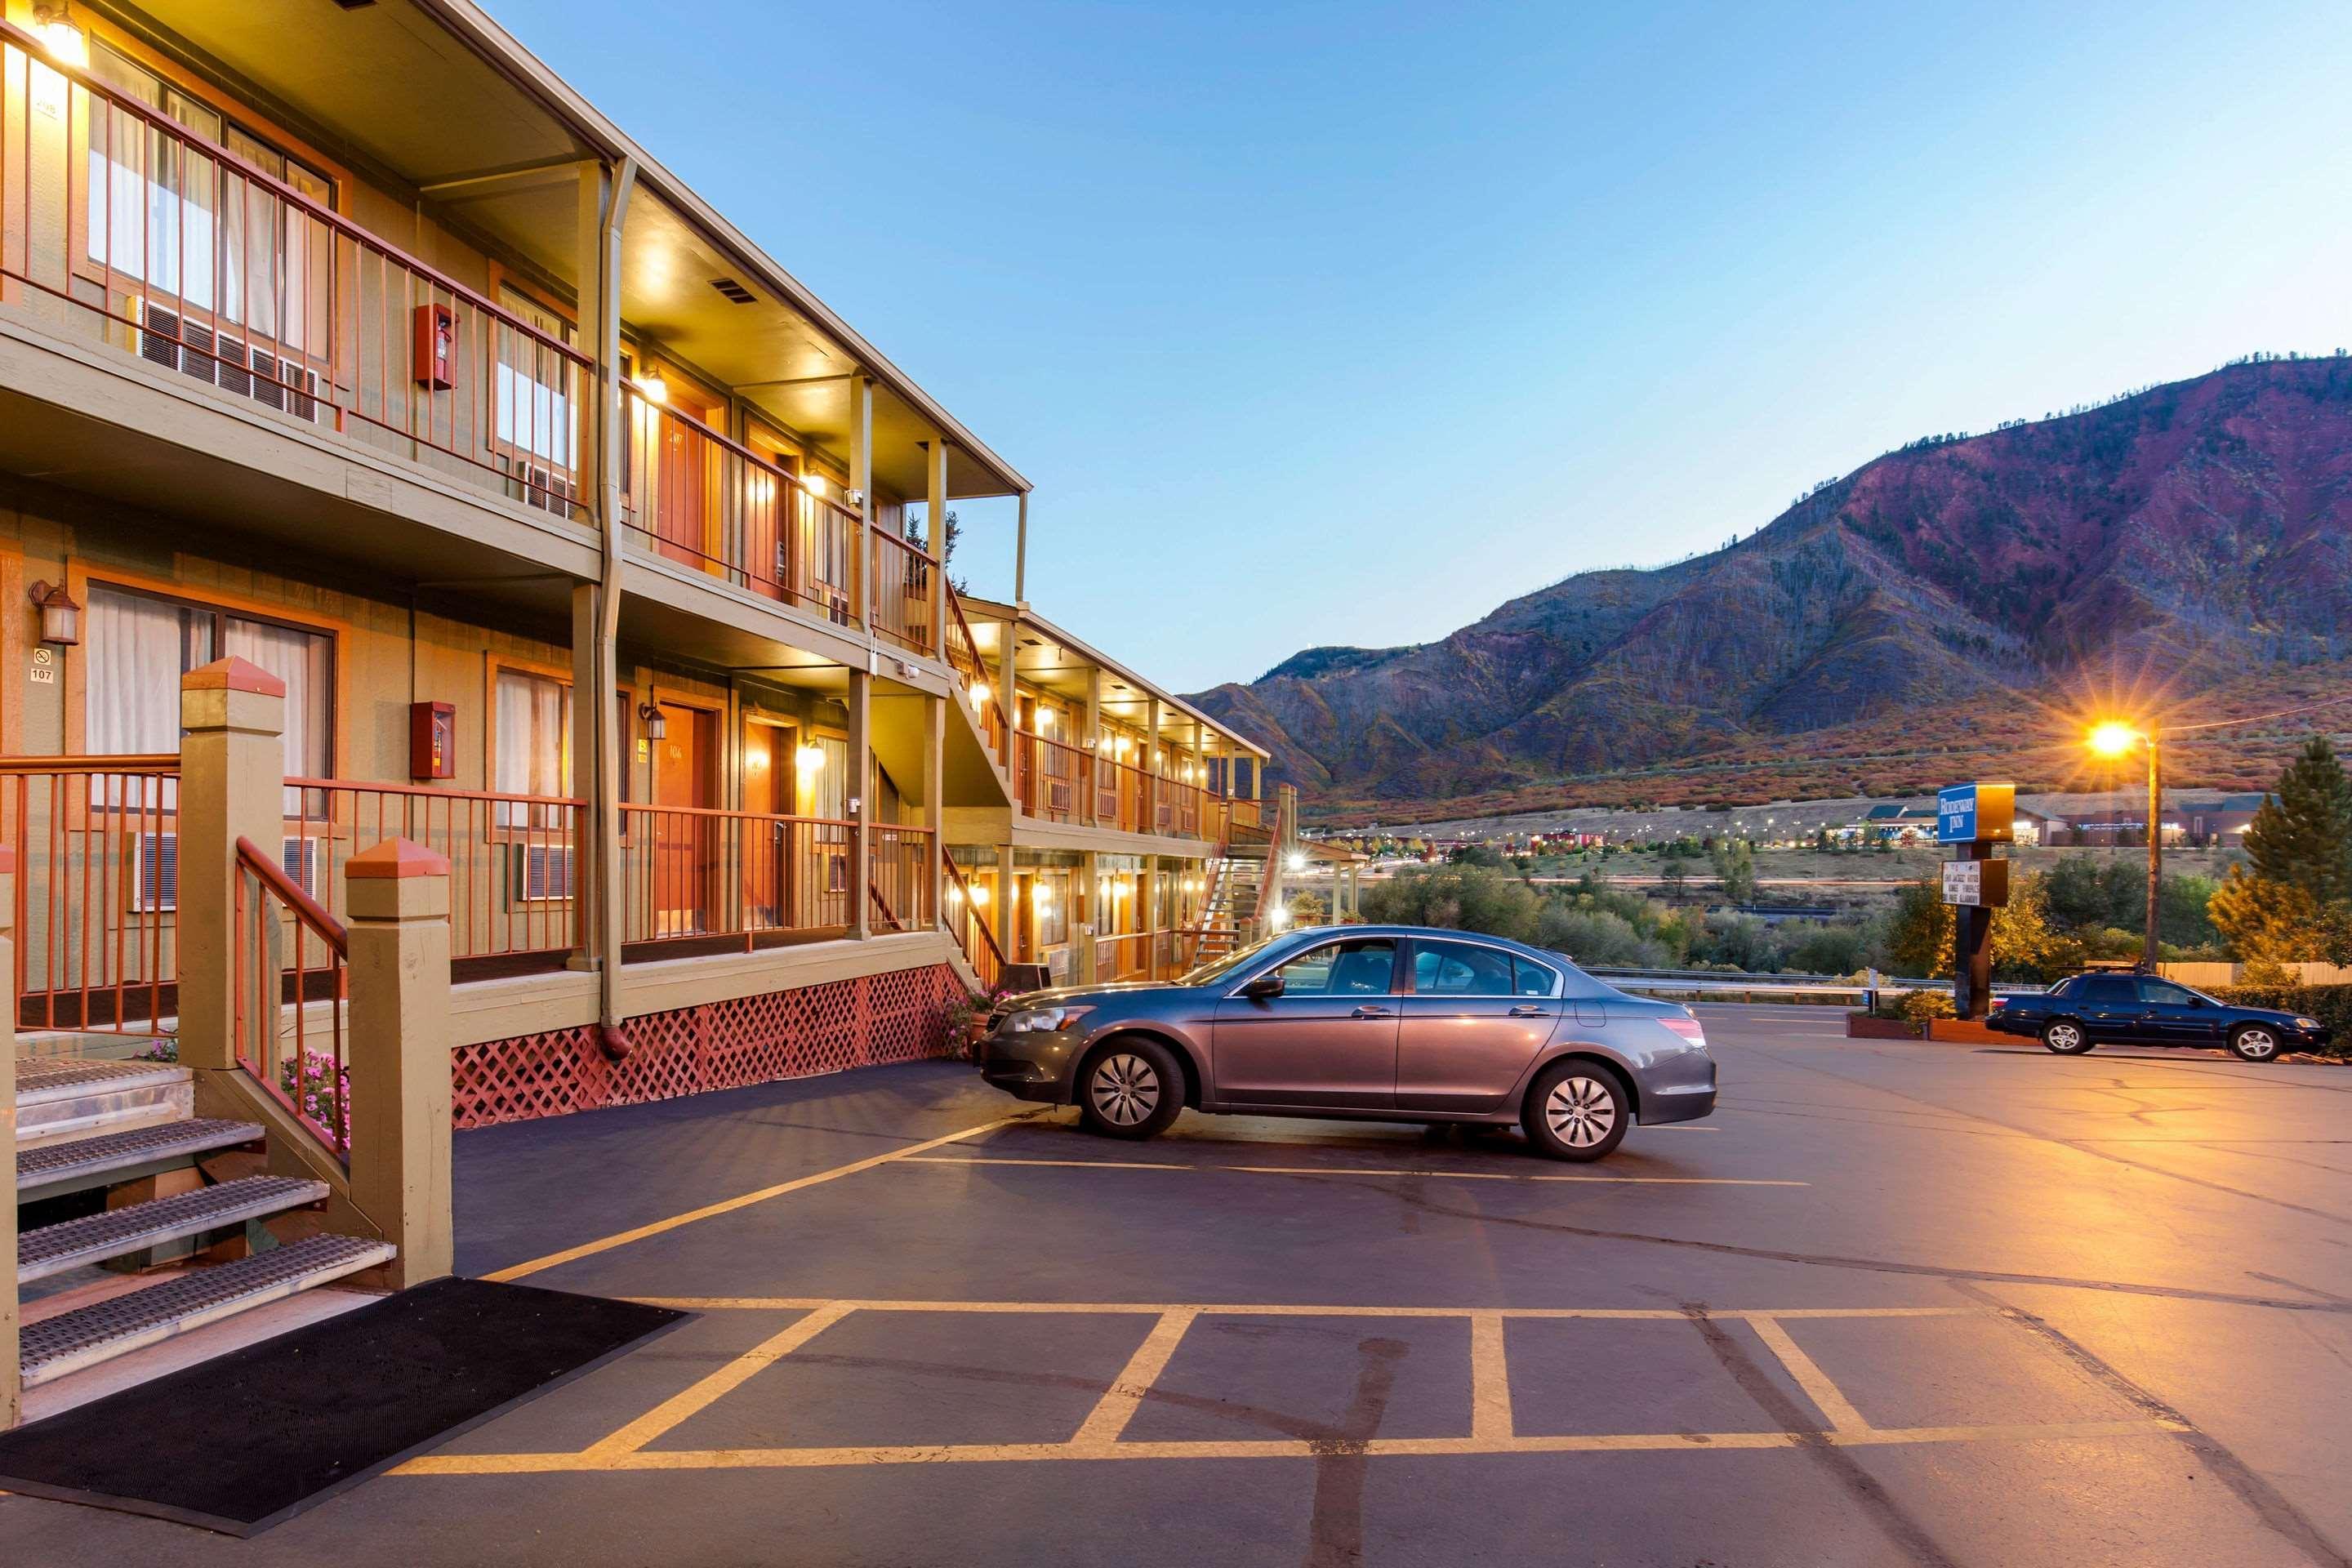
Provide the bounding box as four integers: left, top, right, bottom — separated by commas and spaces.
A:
591, 156, 638, 1059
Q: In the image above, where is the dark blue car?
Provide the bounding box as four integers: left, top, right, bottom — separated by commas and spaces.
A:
1989, 972, 2329, 1062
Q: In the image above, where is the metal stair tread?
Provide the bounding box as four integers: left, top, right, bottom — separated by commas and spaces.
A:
19, 1174, 332, 1281
17, 1117, 265, 1191
15, 1056, 189, 1106
20, 1233, 395, 1385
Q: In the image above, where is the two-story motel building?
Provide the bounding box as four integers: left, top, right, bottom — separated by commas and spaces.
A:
0, 0, 1276, 1128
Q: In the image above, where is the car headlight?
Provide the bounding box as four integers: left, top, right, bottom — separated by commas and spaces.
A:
1004, 1004, 1093, 1034
2294, 1017, 2323, 1031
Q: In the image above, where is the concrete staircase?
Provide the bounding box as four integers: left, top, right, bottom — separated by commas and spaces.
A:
13, 1055, 394, 1390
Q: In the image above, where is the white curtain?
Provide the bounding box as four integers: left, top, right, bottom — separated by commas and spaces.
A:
87, 587, 203, 756
224, 617, 330, 813
494, 670, 570, 827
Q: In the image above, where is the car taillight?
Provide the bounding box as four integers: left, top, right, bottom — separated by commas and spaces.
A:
1660, 1017, 1706, 1048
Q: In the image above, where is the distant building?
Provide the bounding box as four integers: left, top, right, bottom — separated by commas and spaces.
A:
1842, 801, 2049, 846
2185, 793, 2267, 846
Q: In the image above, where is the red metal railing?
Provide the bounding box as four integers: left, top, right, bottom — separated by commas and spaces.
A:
0, 27, 590, 517
869, 528, 935, 657
942, 854, 1005, 991
868, 824, 935, 933
233, 835, 350, 1165
618, 385, 863, 621
617, 803, 861, 947
943, 585, 1009, 758
1094, 752, 1149, 834
1094, 931, 1153, 982
285, 778, 582, 966
0, 757, 180, 1031
1013, 730, 1089, 824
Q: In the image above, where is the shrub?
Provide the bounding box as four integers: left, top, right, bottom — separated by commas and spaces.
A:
1899, 989, 1957, 1022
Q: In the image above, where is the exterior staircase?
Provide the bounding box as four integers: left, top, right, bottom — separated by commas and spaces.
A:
14, 1054, 394, 1392
1187, 853, 1263, 964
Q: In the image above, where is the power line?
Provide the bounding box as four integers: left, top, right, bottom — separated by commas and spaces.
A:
2166, 689, 2352, 735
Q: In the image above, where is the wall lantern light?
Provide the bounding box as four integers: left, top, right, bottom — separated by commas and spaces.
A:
28, 581, 81, 645
969, 883, 990, 908
639, 703, 667, 742
970, 681, 991, 708
795, 743, 827, 777
33, 3, 87, 68
631, 368, 669, 405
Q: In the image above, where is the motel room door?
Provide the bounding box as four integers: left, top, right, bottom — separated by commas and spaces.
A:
742, 720, 788, 929
648, 376, 725, 575
652, 702, 717, 935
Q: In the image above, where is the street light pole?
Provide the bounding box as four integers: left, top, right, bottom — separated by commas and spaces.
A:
2144, 729, 2162, 971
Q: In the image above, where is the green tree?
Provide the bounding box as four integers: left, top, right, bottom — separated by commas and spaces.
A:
1659, 853, 1690, 900
1885, 879, 1952, 977
2208, 867, 2352, 963
1709, 838, 1758, 904
1360, 864, 1541, 943
2243, 736, 2352, 904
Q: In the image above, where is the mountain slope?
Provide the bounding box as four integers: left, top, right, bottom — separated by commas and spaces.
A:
1190, 358, 2352, 813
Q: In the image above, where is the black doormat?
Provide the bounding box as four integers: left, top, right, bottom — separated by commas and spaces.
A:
0, 1276, 686, 1536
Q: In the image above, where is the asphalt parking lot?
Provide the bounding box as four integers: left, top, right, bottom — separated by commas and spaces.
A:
5, 1003, 2351, 1566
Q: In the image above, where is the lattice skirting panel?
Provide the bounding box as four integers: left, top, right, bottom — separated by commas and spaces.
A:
451, 963, 961, 1129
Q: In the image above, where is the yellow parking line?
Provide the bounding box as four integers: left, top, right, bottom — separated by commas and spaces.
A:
482, 1113, 1038, 1283
899, 1155, 1804, 1187
394, 1418, 2188, 1476
1468, 1313, 1513, 1441
1748, 1315, 1873, 1433
1071, 1310, 1198, 1446
581, 1303, 855, 1460
619, 1298, 1978, 1321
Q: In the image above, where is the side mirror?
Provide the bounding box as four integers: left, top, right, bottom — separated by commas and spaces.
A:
1238, 973, 1285, 1001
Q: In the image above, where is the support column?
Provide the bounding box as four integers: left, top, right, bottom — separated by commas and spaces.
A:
926, 438, 950, 659
344, 840, 454, 1290
924, 693, 947, 929
850, 376, 874, 637
849, 668, 872, 940
996, 844, 1018, 964
1083, 666, 1102, 826
1013, 489, 1030, 605
1079, 849, 1100, 986
177, 658, 287, 1073
1, 846, 17, 1431
1143, 853, 1160, 979
1144, 696, 1162, 835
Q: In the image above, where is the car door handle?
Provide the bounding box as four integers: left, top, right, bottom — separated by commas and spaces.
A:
1508, 1005, 1549, 1018
1351, 1005, 1393, 1019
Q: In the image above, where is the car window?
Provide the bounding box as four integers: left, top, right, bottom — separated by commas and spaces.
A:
1269, 939, 1396, 997
1411, 941, 1517, 997
2136, 979, 2196, 1006
1512, 957, 1563, 997
2077, 976, 2135, 1003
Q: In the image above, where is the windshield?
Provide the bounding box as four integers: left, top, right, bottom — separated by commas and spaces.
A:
1177, 933, 1284, 987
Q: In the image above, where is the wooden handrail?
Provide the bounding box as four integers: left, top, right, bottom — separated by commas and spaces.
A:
618, 802, 867, 829
0, 755, 180, 774
620, 386, 865, 528
236, 835, 346, 954
289, 776, 583, 810
942, 855, 1009, 968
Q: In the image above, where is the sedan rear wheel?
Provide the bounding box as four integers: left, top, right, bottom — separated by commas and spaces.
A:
2040, 1020, 2093, 1055
1077, 1038, 1183, 1138
2229, 1026, 2283, 1063
1523, 1061, 1629, 1162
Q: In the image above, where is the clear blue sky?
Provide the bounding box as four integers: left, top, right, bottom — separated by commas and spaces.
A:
491, 0, 2352, 693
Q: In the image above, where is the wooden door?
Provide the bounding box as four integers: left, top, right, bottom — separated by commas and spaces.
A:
653, 702, 715, 935
654, 384, 724, 574
743, 723, 785, 929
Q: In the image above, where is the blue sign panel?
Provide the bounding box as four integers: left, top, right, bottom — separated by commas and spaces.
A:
1937, 782, 2015, 844
1937, 785, 1978, 843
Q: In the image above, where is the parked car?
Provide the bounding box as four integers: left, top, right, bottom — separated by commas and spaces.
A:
1989, 973, 2329, 1062
976, 924, 1717, 1160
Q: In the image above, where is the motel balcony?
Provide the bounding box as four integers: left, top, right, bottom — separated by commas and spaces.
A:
0, 1, 1022, 706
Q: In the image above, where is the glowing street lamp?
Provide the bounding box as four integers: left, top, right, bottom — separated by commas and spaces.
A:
2084, 719, 2161, 968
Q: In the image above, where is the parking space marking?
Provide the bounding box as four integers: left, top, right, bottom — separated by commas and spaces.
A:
1748, 1315, 1873, 1432
481, 1113, 1040, 1283
898, 1155, 1806, 1187
1072, 1309, 1199, 1446
389, 1299, 2187, 1478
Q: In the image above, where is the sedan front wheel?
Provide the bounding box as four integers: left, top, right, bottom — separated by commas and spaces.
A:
1077, 1038, 1184, 1138
2228, 1026, 2283, 1063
